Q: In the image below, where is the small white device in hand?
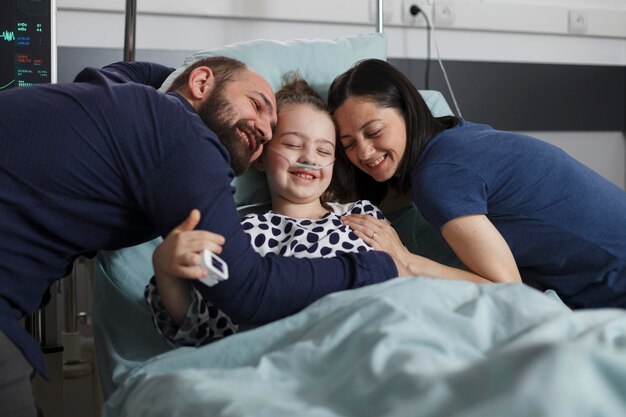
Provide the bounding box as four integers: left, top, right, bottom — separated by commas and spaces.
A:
198, 249, 229, 287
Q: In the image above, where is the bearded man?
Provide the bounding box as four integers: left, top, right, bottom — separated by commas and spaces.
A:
0, 57, 402, 416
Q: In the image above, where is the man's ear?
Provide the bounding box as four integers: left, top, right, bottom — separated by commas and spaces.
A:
187, 66, 215, 101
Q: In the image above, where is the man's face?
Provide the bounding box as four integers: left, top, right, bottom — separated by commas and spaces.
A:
197, 69, 277, 176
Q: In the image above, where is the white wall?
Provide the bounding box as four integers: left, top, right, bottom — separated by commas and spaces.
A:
522, 132, 626, 190
56, 0, 626, 63
55, 0, 625, 189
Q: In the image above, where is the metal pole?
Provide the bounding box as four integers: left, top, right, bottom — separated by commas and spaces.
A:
24, 311, 43, 344
376, 0, 384, 33
123, 0, 137, 61
64, 271, 78, 334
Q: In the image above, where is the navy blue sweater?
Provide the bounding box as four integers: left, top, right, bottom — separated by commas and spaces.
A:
0, 62, 397, 376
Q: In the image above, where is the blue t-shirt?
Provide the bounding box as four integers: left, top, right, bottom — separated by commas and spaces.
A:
411, 120, 626, 308
0, 62, 396, 376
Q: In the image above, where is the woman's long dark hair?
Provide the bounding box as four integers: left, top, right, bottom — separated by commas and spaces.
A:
328, 59, 459, 204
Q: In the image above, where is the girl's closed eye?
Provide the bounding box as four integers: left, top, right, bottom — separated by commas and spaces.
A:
280, 138, 303, 149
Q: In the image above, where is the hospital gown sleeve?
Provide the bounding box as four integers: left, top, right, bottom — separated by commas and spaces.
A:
144, 277, 238, 347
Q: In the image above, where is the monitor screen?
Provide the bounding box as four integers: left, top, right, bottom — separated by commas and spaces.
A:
0, 0, 56, 91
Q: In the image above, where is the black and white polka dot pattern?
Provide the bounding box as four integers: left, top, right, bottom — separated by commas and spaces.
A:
145, 280, 238, 348
242, 200, 385, 259
146, 200, 386, 347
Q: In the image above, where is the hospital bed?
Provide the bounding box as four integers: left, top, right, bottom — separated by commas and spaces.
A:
92, 26, 626, 417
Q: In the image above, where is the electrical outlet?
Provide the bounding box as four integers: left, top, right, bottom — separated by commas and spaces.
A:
402, 0, 430, 25
434, 2, 455, 27
568, 10, 588, 33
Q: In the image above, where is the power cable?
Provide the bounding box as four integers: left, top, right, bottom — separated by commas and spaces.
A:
410, 3, 463, 118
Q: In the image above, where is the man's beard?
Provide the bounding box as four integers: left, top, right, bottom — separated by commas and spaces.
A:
197, 86, 261, 176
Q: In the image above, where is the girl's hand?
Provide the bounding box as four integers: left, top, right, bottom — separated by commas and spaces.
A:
153, 209, 226, 280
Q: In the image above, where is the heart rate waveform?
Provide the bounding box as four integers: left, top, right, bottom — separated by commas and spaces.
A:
1, 0, 53, 90
1, 30, 16, 42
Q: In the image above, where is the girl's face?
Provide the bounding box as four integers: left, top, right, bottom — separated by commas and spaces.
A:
259, 103, 336, 205
333, 97, 407, 183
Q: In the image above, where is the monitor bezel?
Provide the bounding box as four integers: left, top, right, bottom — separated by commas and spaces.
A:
51, 0, 57, 84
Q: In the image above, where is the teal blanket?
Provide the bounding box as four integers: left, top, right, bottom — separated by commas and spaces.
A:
103, 278, 626, 417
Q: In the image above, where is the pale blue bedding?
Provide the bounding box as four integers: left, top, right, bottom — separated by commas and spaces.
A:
101, 277, 626, 417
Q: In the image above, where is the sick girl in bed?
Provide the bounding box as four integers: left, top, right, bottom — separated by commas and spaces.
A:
328, 58, 626, 309
144, 75, 395, 346
147, 74, 499, 346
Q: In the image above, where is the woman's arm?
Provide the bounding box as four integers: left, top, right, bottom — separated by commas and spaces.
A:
440, 214, 521, 283
152, 209, 226, 326
342, 213, 520, 284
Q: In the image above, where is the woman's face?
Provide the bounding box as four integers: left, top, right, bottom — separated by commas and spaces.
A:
334, 97, 407, 183
260, 103, 336, 205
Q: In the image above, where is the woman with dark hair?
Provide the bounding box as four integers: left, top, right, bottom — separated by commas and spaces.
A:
329, 58, 626, 309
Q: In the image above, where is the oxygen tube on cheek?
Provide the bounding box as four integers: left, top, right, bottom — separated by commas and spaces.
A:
268, 147, 335, 171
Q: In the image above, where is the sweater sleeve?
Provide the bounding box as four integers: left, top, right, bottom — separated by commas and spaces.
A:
73, 61, 174, 89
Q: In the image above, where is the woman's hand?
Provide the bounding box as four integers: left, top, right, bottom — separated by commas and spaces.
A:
342, 213, 510, 285
153, 209, 226, 281
341, 214, 411, 265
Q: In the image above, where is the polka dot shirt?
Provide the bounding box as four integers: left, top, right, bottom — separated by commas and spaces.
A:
242, 200, 385, 258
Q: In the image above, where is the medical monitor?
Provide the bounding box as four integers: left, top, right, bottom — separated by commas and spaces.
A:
0, 0, 56, 91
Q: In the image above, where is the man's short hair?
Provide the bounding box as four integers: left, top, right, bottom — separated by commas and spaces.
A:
166, 56, 247, 93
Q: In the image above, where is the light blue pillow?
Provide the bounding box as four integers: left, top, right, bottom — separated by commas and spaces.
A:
421, 90, 454, 118
160, 32, 387, 102
159, 33, 388, 208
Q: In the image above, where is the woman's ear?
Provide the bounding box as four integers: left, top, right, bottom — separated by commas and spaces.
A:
187, 66, 215, 101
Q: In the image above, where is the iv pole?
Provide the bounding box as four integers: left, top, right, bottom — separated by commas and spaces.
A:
124, 0, 137, 61
376, 0, 385, 33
